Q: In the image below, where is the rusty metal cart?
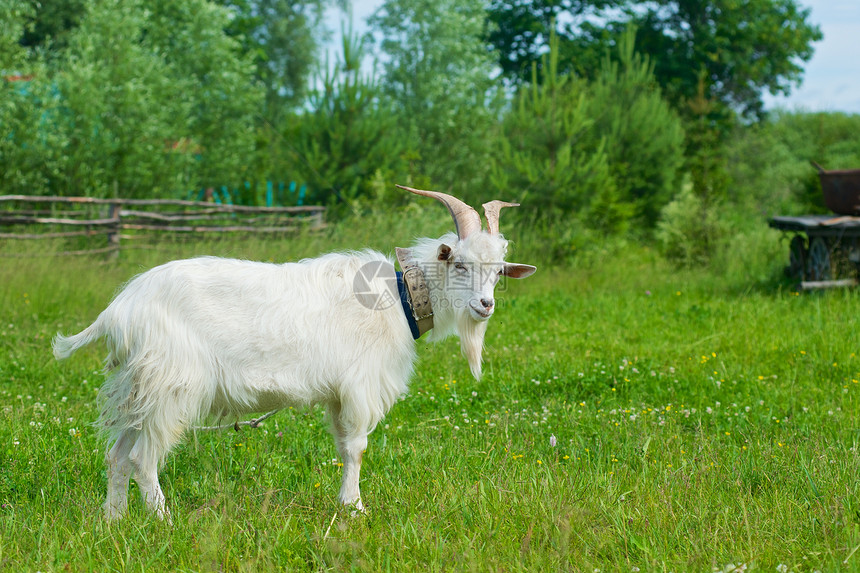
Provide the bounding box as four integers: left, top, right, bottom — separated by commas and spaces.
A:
769, 164, 860, 286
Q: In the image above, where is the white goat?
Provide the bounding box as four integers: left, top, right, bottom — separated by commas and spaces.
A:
53, 185, 536, 520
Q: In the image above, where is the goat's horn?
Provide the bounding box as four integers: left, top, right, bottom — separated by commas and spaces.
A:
482, 200, 519, 235
397, 184, 482, 239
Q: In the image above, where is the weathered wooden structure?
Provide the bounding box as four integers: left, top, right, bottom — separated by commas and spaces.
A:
0, 195, 325, 257
770, 164, 860, 288
769, 215, 860, 287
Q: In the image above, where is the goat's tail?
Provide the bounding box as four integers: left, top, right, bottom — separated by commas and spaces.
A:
53, 316, 106, 360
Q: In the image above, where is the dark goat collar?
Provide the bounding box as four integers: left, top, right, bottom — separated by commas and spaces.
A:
395, 247, 434, 339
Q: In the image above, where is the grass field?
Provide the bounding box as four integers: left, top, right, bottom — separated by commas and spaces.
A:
1, 220, 859, 572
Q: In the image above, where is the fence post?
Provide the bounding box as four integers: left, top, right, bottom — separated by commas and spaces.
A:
107, 201, 121, 259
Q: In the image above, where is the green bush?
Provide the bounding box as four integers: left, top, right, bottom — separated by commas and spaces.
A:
0, 3, 68, 195
0, 0, 263, 199
283, 26, 413, 216
656, 183, 725, 267
588, 27, 685, 227
727, 111, 860, 216
368, 0, 501, 199
492, 28, 684, 239
490, 33, 621, 231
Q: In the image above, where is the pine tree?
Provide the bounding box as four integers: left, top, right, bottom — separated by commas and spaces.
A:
492, 31, 628, 232
285, 23, 411, 213
589, 26, 685, 226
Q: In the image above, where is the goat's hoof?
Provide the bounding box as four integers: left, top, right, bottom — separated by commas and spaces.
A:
103, 504, 126, 521
340, 497, 365, 516
156, 509, 173, 525
349, 499, 366, 517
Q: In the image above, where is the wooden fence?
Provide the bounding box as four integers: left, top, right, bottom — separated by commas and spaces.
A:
0, 195, 325, 257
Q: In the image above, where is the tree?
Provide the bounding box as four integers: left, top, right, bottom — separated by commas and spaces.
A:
0, 1, 69, 195
141, 0, 264, 190
14, 0, 332, 121
17, 0, 87, 54
367, 0, 501, 198
215, 0, 338, 119
491, 32, 625, 232
486, 0, 822, 120
0, 0, 34, 69
53, 0, 197, 197
727, 111, 860, 215
283, 24, 412, 211
588, 27, 685, 225
47, 0, 262, 197
486, 0, 611, 81
2, 0, 263, 198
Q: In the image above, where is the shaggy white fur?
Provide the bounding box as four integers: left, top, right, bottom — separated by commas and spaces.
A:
53, 231, 532, 520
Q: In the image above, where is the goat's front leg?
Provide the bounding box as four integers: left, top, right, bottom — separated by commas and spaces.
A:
338, 432, 367, 512
329, 403, 368, 512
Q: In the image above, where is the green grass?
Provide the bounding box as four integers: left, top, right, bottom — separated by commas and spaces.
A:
1, 224, 859, 572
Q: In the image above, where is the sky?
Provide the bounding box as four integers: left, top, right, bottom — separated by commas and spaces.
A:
325, 0, 860, 115
763, 0, 860, 114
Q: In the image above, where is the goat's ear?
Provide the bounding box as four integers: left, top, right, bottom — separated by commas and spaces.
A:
502, 263, 536, 279
437, 244, 453, 261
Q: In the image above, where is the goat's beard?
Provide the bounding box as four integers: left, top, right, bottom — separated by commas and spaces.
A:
425, 293, 489, 380
457, 313, 489, 380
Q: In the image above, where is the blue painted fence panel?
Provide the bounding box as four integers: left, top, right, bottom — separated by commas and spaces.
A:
188, 181, 307, 207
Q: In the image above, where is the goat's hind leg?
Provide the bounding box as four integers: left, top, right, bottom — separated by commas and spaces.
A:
103, 429, 136, 520
128, 432, 171, 521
